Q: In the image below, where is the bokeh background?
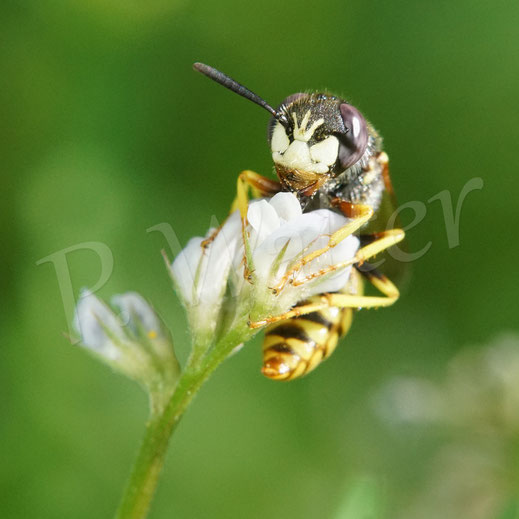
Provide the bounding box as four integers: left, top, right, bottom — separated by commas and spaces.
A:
2, 1, 519, 517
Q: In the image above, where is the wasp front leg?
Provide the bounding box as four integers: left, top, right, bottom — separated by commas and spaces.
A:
233, 169, 282, 215
270, 201, 375, 293
250, 224, 403, 329
275, 196, 405, 292
288, 228, 404, 289
234, 170, 282, 282
200, 170, 281, 252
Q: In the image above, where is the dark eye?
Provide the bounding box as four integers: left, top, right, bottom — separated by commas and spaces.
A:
267, 92, 308, 140
337, 103, 369, 169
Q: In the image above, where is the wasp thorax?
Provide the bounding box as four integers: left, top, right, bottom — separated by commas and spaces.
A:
268, 93, 369, 195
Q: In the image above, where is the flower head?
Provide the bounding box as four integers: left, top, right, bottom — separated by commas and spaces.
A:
74, 290, 179, 402
170, 192, 359, 341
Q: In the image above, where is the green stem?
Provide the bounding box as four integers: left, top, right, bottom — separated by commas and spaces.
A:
115, 323, 253, 519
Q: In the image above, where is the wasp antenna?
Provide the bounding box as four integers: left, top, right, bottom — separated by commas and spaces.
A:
193, 62, 284, 123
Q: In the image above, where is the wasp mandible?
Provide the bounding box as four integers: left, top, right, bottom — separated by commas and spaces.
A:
193, 62, 405, 381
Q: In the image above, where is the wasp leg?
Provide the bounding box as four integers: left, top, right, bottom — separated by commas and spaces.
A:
234, 170, 282, 282
271, 201, 374, 293
249, 282, 398, 329
289, 228, 405, 288
355, 230, 406, 264
200, 170, 281, 256
354, 229, 405, 264
232, 169, 282, 214
250, 266, 399, 329
200, 214, 231, 249
355, 261, 400, 301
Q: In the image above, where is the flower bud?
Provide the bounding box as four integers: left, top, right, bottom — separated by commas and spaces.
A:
74, 290, 179, 394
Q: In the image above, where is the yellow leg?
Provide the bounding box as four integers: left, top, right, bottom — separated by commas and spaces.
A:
250, 270, 400, 329
200, 171, 279, 251
356, 263, 400, 301
290, 228, 405, 288
233, 170, 282, 216
234, 170, 282, 281
271, 203, 374, 293
356, 229, 405, 263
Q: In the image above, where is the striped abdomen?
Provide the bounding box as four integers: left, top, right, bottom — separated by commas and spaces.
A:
261, 300, 354, 381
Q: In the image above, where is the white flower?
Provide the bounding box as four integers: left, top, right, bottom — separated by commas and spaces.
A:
170, 192, 359, 338
170, 210, 242, 335
74, 290, 179, 390
242, 193, 359, 314
73, 289, 126, 361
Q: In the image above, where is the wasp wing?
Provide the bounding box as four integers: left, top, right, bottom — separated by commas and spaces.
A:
361, 159, 411, 289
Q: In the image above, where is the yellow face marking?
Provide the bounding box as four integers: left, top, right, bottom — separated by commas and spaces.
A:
309, 135, 339, 166
270, 116, 334, 176
292, 110, 325, 142
271, 123, 290, 153
148, 330, 158, 339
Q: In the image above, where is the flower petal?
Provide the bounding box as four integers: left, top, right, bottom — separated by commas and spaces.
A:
197, 210, 241, 306
74, 290, 124, 359
252, 209, 359, 297
170, 236, 205, 306
268, 192, 302, 222
247, 199, 281, 246
172, 189, 364, 339
111, 292, 164, 339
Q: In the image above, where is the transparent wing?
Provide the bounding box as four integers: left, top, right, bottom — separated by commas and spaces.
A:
361, 162, 410, 289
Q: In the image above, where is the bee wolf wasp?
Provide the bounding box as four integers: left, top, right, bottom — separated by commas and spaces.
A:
193, 63, 405, 381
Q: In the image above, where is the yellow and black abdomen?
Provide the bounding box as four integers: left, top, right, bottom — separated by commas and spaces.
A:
261, 298, 354, 381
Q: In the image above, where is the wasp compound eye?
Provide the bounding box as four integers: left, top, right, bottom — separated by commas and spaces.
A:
337, 103, 369, 169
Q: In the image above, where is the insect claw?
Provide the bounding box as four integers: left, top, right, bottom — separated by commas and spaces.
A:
248, 318, 267, 329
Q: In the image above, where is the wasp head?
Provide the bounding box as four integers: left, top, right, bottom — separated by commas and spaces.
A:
192, 63, 370, 197
269, 94, 369, 196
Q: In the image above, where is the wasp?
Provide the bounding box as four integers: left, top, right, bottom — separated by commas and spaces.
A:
193, 63, 405, 381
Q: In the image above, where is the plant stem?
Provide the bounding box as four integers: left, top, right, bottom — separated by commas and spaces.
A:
115, 323, 253, 519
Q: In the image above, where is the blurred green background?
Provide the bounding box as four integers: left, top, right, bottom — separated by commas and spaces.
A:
3, 0, 519, 517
